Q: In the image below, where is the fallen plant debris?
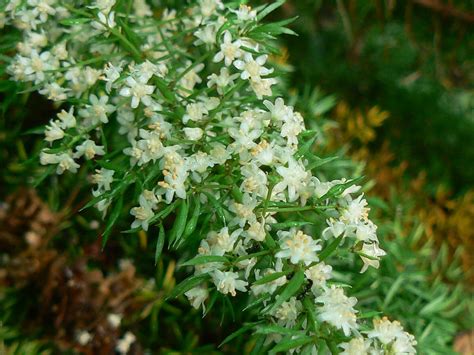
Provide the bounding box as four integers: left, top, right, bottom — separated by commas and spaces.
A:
0, 190, 144, 354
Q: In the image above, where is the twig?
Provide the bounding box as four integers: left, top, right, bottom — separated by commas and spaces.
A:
412, 0, 474, 23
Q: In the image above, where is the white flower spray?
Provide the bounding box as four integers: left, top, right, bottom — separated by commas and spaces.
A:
4, 0, 416, 353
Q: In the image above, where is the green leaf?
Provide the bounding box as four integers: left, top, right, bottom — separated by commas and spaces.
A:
269, 335, 313, 354
182, 196, 201, 239
169, 199, 189, 246
32, 165, 55, 187
243, 293, 271, 312
253, 270, 291, 286
219, 322, 262, 347
302, 297, 318, 332
60, 18, 90, 26
383, 274, 405, 308
358, 311, 383, 319
319, 235, 343, 261
255, 324, 302, 336
319, 176, 364, 200
102, 195, 123, 248
325, 338, 339, 355
180, 255, 228, 267
257, 0, 285, 21
420, 292, 451, 316
154, 224, 165, 265
296, 131, 318, 159
167, 273, 210, 300
155, 77, 176, 104
306, 156, 339, 170
267, 270, 305, 314
202, 191, 227, 224
270, 221, 314, 230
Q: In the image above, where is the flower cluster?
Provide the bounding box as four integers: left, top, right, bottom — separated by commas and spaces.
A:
3, 0, 415, 352
340, 317, 417, 354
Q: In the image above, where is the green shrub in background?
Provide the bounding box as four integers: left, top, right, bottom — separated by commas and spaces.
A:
280, 0, 474, 194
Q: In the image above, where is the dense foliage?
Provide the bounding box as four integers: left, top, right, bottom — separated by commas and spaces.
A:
0, 0, 471, 354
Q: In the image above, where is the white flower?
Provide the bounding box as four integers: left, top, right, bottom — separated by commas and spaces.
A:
263, 97, 292, 123
273, 158, 311, 202
130, 195, 154, 231
116, 332, 136, 355
212, 269, 248, 296
123, 140, 143, 166
359, 242, 386, 273
178, 62, 204, 95
24, 50, 56, 83
213, 31, 242, 66
183, 102, 208, 124
367, 317, 403, 344
56, 152, 80, 174
136, 129, 164, 164
207, 227, 242, 255
133, 60, 160, 82
93, 189, 111, 217
194, 24, 217, 46
76, 330, 92, 345
119, 76, 155, 108
102, 62, 122, 93
234, 53, 273, 80
133, 0, 152, 17
355, 220, 378, 242
44, 121, 64, 142
39, 82, 69, 101
52, 42, 68, 60
157, 150, 188, 203
28, 0, 56, 23
392, 332, 417, 354
315, 286, 358, 336
207, 67, 239, 95
79, 94, 116, 125
312, 177, 333, 198
275, 229, 321, 266
250, 77, 277, 99
280, 110, 305, 146
40, 151, 80, 174
89, 0, 116, 14
83, 66, 103, 87
92, 168, 114, 191
74, 139, 105, 160
245, 220, 266, 243
209, 142, 231, 165
93, 10, 116, 30
199, 0, 223, 17
228, 125, 262, 154
304, 262, 332, 289
322, 218, 347, 240
185, 285, 209, 311
341, 195, 369, 223
240, 163, 268, 197
273, 297, 301, 328
339, 338, 372, 355
183, 127, 204, 141
107, 313, 122, 328
229, 193, 258, 227
56, 108, 76, 129
232, 4, 257, 22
